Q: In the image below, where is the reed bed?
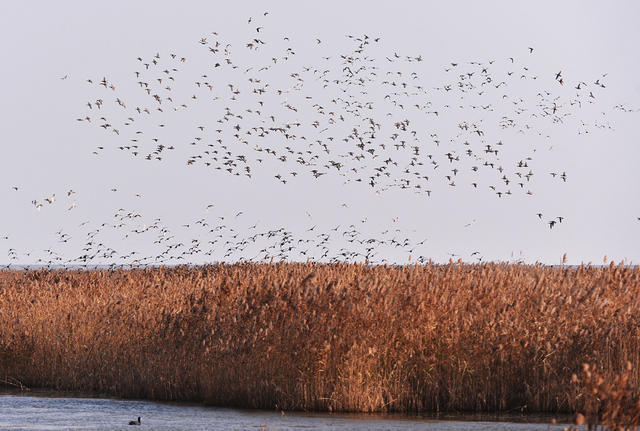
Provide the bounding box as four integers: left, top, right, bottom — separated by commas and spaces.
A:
1, 262, 639, 413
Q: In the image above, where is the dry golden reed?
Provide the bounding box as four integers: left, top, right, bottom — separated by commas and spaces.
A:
1, 262, 639, 413
568, 363, 640, 430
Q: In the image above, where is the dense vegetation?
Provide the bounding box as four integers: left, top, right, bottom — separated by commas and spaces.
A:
1, 262, 639, 414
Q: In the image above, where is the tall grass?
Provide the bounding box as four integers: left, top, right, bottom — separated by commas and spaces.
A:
1, 262, 639, 413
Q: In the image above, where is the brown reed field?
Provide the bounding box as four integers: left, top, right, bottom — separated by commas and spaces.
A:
1, 262, 639, 414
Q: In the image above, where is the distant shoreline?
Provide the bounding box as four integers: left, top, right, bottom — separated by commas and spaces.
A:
1, 262, 637, 270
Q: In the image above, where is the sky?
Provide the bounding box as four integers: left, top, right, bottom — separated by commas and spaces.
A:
0, 1, 639, 266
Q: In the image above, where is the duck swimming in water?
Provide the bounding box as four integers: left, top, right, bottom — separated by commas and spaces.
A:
128, 417, 141, 425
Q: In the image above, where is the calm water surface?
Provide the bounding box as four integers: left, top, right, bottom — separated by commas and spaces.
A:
0, 391, 572, 430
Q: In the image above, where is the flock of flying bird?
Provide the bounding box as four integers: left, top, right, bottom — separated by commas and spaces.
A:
2, 12, 638, 268
4, 198, 437, 267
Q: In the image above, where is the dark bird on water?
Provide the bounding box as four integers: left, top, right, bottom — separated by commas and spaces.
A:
129, 417, 141, 425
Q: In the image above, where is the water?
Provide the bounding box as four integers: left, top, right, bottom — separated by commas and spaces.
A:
0, 391, 571, 430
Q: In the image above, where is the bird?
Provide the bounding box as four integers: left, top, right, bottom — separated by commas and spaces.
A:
128, 417, 141, 425
12, 22, 617, 269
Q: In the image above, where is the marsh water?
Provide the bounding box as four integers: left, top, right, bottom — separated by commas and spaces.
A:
0, 391, 572, 430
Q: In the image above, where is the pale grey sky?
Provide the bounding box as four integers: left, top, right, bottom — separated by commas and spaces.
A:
1, 1, 639, 266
